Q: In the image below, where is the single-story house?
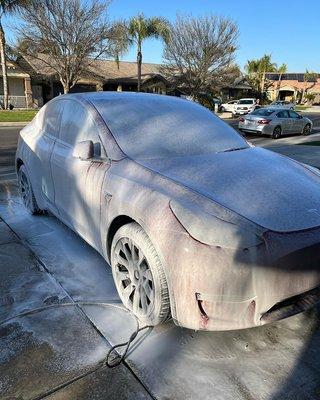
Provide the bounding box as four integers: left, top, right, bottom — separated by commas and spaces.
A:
0, 53, 251, 108
15, 54, 183, 107
220, 76, 254, 101
0, 60, 32, 108
265, 73, 320, 103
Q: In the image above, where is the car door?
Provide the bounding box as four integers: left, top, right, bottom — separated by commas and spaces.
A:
30, 100, 62, 213
288, 110, 304, 133
51, 99, 110, 250
276, 110, 291, 135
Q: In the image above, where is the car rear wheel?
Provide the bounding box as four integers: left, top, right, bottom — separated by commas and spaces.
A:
302, 123, 311, 136
111, 222, 170, 326
272, 126, 282, 139
18, 165, 41, 215
220, 106, 226, 112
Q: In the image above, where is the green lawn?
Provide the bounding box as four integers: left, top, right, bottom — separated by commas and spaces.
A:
295, 105, 309, 111
0, 109, 38, 122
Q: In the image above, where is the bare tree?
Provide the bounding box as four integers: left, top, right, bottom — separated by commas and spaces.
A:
161, 15, 239, 99
17, 0, 115, 94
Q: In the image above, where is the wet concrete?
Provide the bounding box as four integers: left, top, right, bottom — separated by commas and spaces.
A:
1, 179, 320, 399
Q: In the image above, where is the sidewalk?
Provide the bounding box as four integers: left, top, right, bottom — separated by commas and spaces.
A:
0, 121, 28, 127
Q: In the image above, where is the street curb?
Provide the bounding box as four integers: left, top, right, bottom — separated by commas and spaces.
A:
0, 122, 28, 127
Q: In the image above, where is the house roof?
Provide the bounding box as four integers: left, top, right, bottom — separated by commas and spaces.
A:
265, 72, 320, 82
0, 60, 29, 78
87, 59, 161, 83
19, 53, 162, 84
222, 76, 252, 90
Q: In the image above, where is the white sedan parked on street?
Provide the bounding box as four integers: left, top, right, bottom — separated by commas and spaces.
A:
220, 100, 238, 113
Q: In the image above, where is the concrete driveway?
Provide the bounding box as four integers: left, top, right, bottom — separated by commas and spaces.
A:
1, 118, 320, 399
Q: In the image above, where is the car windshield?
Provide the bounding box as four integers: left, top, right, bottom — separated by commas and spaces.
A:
93, 94, 249, 159
238, 100, 254, 105
251, 109, 275, 116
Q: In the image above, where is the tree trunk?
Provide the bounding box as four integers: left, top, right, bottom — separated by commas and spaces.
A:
0, 22, 8, 110
137, 42, 142, 92
260, 70, 265, 94
61, 80, 70, 94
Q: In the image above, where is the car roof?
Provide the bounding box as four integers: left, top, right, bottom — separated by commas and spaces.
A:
52, 91, 194, 107
250, 107, 282, 114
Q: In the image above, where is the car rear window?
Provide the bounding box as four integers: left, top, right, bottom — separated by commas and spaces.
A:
238, 100, 254, 105
251, 109, 275, 116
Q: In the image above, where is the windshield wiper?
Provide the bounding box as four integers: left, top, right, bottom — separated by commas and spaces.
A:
218, 146, 248, 153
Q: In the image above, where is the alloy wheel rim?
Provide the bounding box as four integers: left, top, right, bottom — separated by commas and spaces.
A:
114, 238, 154, 317
304, 125, 311, 134
274, 127, 281, 138
18, 171, 32, 211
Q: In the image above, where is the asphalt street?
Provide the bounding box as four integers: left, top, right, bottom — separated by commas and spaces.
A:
0, 126, 21, 181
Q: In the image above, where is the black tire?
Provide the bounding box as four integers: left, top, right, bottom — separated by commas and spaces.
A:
272, 126, 282, 139
111, 222, 170, 326
220, 106, 226, 112
17, 165, 41, 214
302, 123, 311, 136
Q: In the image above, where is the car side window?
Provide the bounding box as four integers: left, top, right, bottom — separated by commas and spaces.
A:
277, 110, 289, 118
288, 110, 300, 119
59, 99, 105, 156
42, 101, 62, 137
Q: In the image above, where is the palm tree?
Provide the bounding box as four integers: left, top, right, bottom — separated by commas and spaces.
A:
119, 14, 170, 92
245, 54, 278, 97
0, 0, 29, 109
276, 63, 287, 100
301, 70, 318, 104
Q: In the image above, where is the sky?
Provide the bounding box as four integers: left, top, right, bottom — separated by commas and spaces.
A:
4, 0, 320, 72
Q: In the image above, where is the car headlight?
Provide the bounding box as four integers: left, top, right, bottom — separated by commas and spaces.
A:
170, 200, 263, 249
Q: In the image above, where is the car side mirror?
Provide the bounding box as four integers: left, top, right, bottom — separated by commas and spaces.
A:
73, 140, 94, 160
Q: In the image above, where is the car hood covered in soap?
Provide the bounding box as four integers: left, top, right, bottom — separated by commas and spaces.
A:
136, 147, 320, 232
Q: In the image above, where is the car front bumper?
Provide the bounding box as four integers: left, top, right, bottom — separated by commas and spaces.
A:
154, 215, 320, 331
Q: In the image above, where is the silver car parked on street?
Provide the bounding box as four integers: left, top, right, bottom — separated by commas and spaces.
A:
238, 108, 312, 139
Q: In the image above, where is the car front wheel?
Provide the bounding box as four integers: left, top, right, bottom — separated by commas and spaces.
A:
272, 126, 282, 139
18, 165, 41, 214
302, 123, 311, 136
111, 222, 170, 326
